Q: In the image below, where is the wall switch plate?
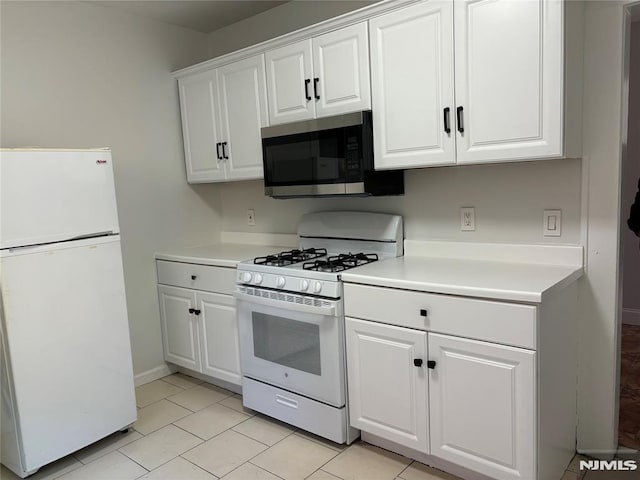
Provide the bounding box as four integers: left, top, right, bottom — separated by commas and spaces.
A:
461, 207, 475, 231
543, 209, 561, 237
247, 209, 256, 226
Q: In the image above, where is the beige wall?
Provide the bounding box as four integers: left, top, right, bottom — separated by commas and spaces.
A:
577, 1, 628, 455
220, 159, 582, 244
0, 1, 221, 378
622, 20, 640, 322
207, 0, 378, 58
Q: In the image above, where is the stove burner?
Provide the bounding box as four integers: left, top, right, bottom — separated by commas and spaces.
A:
254, 248, 327, 267
303, 253, 379, 272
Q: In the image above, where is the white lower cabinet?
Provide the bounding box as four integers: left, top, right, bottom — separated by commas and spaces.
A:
344, 283, 547, 480
428, 333, 535, 480
198, 291, 241, 385
156, 261, 241, 386
158, 285, 200, 371
345, 318, 429, 452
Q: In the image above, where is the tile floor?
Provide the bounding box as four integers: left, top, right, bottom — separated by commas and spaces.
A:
620, 324, 640, 451
0, 373, 627, 480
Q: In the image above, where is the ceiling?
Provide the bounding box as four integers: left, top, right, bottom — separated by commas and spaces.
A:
91, 1, 289, 34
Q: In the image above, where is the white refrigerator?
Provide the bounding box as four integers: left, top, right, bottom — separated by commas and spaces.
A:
0, 148, 137, 478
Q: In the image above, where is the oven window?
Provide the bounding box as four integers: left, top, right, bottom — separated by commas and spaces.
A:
252, 312, 321, 375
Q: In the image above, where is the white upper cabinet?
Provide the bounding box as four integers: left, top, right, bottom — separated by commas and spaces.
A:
312, 23, 371, 118
178, 54, 268, 183
217, 55, 269, 180
454, 0, 563, 164
265, 40, 315, 124
428, 333, 535, 480
178, 70, 226, 183
369, 1, 455, 169
266, 22, 371, 125
370, 0, 572, 171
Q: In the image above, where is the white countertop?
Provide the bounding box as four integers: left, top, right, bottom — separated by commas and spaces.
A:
155, 243, 290, 268
341, 256, 584, 303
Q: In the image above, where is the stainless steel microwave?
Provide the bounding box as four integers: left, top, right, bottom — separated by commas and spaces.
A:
261, 111, 404, 198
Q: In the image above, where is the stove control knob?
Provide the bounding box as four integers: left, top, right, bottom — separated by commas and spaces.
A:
276, 276, 286, 288
241, 272, 253, 284
253, 273, 263, 285
313, 281, 323, 294
300, 279, 309, 291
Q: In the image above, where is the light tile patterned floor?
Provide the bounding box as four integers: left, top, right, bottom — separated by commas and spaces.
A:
0, 373, 616, 480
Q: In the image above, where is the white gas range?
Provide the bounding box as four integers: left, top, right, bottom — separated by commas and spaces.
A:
234, 211, 403, 445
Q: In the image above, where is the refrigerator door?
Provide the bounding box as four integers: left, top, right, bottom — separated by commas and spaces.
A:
0, 235, 136, 474
0, 149, 120, 249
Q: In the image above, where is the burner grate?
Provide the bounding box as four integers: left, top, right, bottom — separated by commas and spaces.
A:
254, 248, 327, 267
303, 252, 379, 272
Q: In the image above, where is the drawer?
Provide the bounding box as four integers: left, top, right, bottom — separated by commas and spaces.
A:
344, 283, 537, 349
156, 260, 236, 295
242, 377, 348, 444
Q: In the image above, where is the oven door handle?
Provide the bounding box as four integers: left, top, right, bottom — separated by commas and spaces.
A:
234, 290, 338, 316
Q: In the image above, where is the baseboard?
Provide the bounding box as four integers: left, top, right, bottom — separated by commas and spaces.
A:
134, 364, 176, 387
623, 308, 640, 326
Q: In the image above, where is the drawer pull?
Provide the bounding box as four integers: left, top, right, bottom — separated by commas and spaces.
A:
427, 360, 437, 369
191, 275, 197, 280
413, 358, 423, 367
275, 394, 298, 409
420, 309, 428, 317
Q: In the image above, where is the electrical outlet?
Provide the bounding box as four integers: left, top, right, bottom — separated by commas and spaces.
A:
247, 209, 256, 226
461, 207, 475, 231
543, 209, 561, 237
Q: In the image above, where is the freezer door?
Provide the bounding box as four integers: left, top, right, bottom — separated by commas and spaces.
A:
0, 236, 136, 472
0, 149, 120, 249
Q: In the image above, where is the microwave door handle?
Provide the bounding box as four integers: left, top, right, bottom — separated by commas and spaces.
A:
234, 290, 337, 317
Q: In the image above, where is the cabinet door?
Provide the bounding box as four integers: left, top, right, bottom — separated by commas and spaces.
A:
265, 40, 315, 125
369, 1, 455, 170
178, 70, 226, 182
428, 333, 535, 480
454, 0, 563, 163
345, 317, 429, 452
196, 292, 241, 385
158, 285, 201, 371
217, 55, 269, 181
312, 22, 371, 118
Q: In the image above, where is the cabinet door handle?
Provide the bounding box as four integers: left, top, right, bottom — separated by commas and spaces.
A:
427, 360, 436, 369
188, 308, 195, 314
456, 106, 464, 133
419, 309, 428, 317
193, 309, 201, 316
215, 142, 222, 160
313, 77, 320, 100
304, 79, 311, 101
413, 359, 423, 367
221, 142, 229, 159
191, 275, 197, 280
443, 107, 451, 134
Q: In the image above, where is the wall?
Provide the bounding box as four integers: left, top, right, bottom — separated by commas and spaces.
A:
0, 1, 221, 380
220, 160, 582, 244
577, 1, 627, 455
207, 0, 378, 58
622, 20, 640, 325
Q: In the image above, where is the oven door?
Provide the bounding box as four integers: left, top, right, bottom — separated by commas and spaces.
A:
235, 287, 345, 407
